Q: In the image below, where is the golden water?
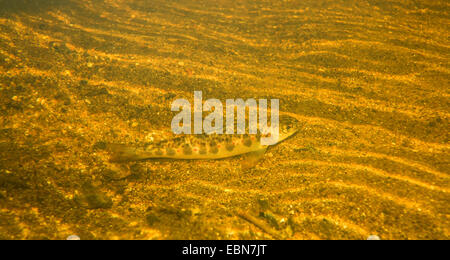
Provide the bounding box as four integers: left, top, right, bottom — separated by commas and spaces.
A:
0, 0, 448, 239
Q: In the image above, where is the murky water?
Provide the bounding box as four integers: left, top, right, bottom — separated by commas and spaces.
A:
0, 0, 448, 240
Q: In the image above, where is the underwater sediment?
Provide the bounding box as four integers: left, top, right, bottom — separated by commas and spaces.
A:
0, 0, 448, 239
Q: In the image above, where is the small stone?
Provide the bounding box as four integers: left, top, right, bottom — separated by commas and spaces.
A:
67, 235, 81, 240
79, 80, 88, 86
93, 142, 107, 150
84, 193, 113, 209
0, 190, 6, 199
257, 198, 270, 210
367, 235, 381, 240
15, 85, 25, 92
78, 183, 113, 209
146, 214, 160, 226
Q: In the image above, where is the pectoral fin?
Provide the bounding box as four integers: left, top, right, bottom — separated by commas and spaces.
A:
241, 147, 268, 171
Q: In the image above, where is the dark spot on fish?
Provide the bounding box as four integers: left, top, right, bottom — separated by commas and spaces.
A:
155, 149, 164, 156
183, 144, 192, 155
199, 144, 207, 155
159, 140, 168, 145
226, 143, 234, 151
244, 138, 252, 147
210, 146, 219, 154
209, 142, 219, 154
166, 148, 176, 156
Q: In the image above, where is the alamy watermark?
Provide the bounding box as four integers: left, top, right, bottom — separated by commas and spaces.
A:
171, 91, 280, 145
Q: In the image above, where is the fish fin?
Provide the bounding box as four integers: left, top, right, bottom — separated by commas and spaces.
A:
241, 147, 268, 171
106, 144, 149, 162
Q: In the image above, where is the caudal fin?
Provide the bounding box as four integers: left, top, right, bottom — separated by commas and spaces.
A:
106, 144, 148, 162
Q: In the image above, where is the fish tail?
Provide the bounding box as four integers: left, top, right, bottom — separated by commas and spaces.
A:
106, 144, 150, 162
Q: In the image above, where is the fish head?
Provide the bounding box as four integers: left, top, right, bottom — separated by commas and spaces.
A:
278, 115, 301, 143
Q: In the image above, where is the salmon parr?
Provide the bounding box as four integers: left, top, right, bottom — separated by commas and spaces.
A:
107, 115, 300, 162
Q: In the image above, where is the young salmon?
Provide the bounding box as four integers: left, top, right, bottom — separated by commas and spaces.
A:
107, 115, 299, 162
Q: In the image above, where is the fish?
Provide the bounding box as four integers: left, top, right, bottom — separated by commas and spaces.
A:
107, 115, 300, 162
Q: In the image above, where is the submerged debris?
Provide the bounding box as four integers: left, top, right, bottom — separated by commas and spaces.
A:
75, 183, 113, 209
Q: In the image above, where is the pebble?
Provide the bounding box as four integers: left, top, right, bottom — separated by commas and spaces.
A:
367, 235, 381, 240
67, 235, 81, 240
